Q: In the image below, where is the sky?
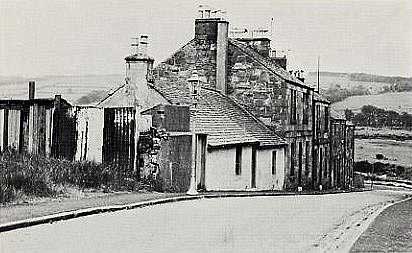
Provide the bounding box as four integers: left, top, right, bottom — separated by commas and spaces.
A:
1, 0, 411, 78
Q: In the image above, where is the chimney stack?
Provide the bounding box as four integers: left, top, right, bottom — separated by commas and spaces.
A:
195, 5, 228, 94
29, 81, 35, 100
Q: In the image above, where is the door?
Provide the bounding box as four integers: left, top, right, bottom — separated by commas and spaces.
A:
251, 146, 257, 188
298, 142, 302, 186
196, 134, 207, 190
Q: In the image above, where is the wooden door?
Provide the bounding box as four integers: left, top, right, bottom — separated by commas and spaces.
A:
251, 146, 257, 188
196, 134, 207, 191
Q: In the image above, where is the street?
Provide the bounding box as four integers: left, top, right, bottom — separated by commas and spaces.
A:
0, 190, 408, 253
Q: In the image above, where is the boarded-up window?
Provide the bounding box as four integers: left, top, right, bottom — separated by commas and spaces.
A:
235, 146, 242, 175
271, 150, 277, 175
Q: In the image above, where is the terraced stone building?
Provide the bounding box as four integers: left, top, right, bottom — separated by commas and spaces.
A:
152, 8, 354, 190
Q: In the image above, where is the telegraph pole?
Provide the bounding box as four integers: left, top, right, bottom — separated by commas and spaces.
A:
317, 56, 320, 92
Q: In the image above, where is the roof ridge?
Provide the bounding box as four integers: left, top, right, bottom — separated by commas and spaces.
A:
148, 83, 173, 104
95, 83, 126, 106
154, 38, 196, 69
229, 39, 312, 90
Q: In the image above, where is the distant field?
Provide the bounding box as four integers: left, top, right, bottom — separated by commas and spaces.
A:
306, 72, 390, 93
355, 138, 412, 167
331, 92, 412, 114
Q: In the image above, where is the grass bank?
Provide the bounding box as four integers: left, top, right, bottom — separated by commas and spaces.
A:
0, 149, 152, 204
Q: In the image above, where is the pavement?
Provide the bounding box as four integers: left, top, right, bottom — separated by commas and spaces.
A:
350, 197, 412, 252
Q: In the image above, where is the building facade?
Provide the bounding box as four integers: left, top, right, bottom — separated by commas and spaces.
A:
0, 7, 355, 192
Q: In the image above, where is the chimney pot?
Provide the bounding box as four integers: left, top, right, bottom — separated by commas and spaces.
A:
138, 34, 148, 56
29, 81, 35, 100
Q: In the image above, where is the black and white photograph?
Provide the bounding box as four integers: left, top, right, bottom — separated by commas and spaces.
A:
0, 0, 411, 252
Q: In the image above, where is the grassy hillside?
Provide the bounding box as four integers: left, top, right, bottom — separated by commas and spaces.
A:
306, 72, 393, 94
306, 72, 412, 93
331, 92, 412, 114
0, 75, 123, 104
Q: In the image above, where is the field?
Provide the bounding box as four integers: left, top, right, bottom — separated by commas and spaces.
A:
355, 138, 412, 167
332, 91, 412, 114
306, 72, 390, 93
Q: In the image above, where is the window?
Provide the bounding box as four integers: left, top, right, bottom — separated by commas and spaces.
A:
235, 146, 242, 175
303, 93, 309, 124
271, 151, 277, 175
316, 104, 321, 134
290, 142, 296, 176
290, 89, 297, 124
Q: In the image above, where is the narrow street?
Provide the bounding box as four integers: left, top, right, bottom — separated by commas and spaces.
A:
0, 190, 409, 253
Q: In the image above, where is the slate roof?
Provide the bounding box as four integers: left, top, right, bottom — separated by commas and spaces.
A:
229, 39, 313, 89
153, 80, 286, 147
90, 82, 169, 110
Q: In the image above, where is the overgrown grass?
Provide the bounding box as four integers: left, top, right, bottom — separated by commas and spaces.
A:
0, 149, 150, 204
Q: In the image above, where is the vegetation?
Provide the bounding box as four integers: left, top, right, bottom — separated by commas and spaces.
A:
354, 160, 412, 181
345, 105, 412, 129
349, 73, 412, 92
0, 149, 149, 204
322, 84, 369, 103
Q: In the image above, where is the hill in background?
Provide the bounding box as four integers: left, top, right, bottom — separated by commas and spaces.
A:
1, 71, 411, 109
0, 75, 123, 105
306, 72, 412, 94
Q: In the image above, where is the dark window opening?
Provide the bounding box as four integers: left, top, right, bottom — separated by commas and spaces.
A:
290, 90, 297, 124
272, 150, 277, 175
235, 146, 242, 175
303, 93, 309, 124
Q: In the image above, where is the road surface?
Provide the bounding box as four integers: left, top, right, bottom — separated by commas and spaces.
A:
0, 190, 409, 253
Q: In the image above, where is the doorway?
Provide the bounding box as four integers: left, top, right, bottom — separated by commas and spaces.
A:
196, 134, 207, 191
251, 146, 257, 188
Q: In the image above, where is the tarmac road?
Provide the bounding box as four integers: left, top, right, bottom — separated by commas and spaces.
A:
0, 190, 409, 253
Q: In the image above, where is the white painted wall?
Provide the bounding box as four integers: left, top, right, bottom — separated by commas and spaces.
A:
204, 145, 285, 191
75, 107, 104, 163
7, 110, 20, 150
256, 147, 285, 190
205, 146, 253, 191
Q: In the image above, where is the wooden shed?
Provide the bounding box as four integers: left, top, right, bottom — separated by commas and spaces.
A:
0, 84, 76, 160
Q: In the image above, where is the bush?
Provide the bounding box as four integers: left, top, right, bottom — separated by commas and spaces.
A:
0, 149, 144, 204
